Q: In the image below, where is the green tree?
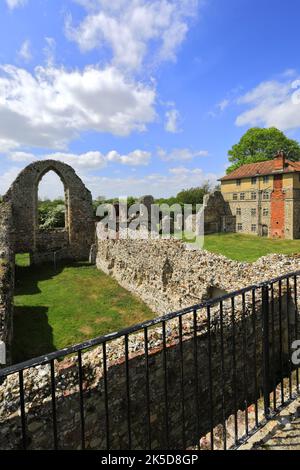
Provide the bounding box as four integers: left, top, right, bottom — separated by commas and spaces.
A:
38, 200, 65, 229
227, 127, 300, 173
176, 183, 211, 206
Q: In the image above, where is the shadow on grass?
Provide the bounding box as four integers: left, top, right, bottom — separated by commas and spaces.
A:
12, 306, 55, 363
14, 261, 89, 296
15, 263, 63, 296
13, 261, 93, 363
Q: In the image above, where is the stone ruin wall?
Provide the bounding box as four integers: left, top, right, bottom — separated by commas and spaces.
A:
3, 160, 95, 264
1, 176, 300, 449
0, 160, 96, 363
0, 283, 297, 450
0, 228, 300, 449
202, 190, 235, 234
3, 237, 296, 449
96, 238, 300, 315
0, 202, 14, 365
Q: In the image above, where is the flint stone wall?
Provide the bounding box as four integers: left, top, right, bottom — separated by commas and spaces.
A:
203, 191, 232, 234
0, 202, 14, 363
0, 286, 297, 450
0, 239, 299, 449
3, 160, 95, 264
96, 238, 300, 315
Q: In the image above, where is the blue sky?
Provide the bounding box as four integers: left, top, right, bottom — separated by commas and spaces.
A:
1, 0, 300, 199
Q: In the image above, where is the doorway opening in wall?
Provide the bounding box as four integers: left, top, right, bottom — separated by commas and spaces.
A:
37, 171, 67, 230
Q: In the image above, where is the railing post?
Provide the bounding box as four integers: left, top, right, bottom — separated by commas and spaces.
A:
262, 284, 271, 418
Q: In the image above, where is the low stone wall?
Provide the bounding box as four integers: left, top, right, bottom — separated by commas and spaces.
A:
32, 229, 71, 265
0, 288, 296, 450
0, 237, 299, 449
0, 202, 14, 364
96, 238, 300, 315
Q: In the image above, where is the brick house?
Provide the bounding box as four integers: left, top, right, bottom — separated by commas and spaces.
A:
218, 151, 300, 239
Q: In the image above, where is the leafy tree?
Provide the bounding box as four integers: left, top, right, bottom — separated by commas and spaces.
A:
155, 183, 212, 214
93, 196, 138, 216
227, 127, 300, 173
176, 183, 211, 206
38, 200, 65, 229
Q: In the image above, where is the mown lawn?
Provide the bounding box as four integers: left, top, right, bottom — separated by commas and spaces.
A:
13, 256, 154, 363
203, 233, 300, 262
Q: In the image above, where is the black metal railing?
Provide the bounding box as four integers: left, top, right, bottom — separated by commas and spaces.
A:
0, 270, 300, 450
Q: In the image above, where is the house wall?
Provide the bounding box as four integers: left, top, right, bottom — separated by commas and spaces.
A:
221, 176, 274, 194
220, 173, 300, 239
270, 175, 285, 239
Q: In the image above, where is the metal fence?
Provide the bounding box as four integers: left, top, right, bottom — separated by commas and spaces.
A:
0, 270, 300, 450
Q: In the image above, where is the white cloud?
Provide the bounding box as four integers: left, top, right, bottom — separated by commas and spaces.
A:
66, 0, 199, 70
1, 157, 218, 199
158, 147, 208, 161
0, 167, 22, 196
0, 64, 156, 151
47, 151, 107, 169
235, 75, 300, 130
85, 166, 219, 199
9, 151, 36, 162
107, 149, 151, 166
0, 139, 19, 153
217, 99, 229, 112
43, 37, 56, 67
164, 108, 181, 133
18, 39, 32, 62
7, 149, 151, 169
6, 0, 27, 9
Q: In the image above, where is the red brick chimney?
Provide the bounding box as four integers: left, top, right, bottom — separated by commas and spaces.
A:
273, 150, 286, 171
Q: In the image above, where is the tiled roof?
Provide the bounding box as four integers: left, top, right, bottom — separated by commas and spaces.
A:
220, 159, 300, 181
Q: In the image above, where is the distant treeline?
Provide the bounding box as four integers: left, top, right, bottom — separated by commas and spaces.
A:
96, 182, 219, 211
0, 183, 219, 229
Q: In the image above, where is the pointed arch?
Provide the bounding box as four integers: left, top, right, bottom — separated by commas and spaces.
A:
4, 159, 95, 263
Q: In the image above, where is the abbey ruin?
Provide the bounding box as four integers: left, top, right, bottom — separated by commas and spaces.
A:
0, 159, 300, 450
0, 160, 95, 363
1, 159, 300, 366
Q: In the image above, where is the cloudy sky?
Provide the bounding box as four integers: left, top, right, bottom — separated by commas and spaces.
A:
1, 0, 300, 199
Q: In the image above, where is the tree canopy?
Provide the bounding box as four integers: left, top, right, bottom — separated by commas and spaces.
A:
176, 183, 211, 206
38, 199, 66, 229
227, 127, 300, 174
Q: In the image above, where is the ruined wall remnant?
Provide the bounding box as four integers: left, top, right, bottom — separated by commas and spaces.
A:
203, 191, 232, 234
3, 160, 95, 264
96, 238, 300, 315
0, 202, 14, 364
0, 160, 96, 363
0, 287, 297, 450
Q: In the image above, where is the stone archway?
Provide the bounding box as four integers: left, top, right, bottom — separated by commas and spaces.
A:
3, 160, 95, 264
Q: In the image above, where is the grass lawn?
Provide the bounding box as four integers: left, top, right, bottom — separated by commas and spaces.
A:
13, 233, 300, 362
13, 255, 154, 363
202, 233, 300, 262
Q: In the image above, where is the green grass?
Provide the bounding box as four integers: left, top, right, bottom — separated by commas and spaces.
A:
13, 257, 154, 363
202, 233, 300, 262
13, 233, 300, 362
16, 253, 31, 267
